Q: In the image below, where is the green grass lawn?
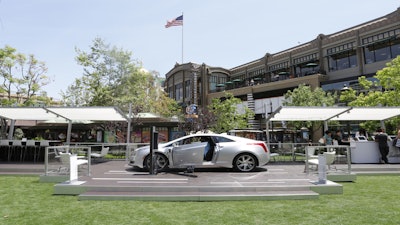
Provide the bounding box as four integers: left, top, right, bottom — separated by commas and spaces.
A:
1, 175, 400, 225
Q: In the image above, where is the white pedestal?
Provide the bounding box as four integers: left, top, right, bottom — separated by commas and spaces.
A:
69, 155, 88, 184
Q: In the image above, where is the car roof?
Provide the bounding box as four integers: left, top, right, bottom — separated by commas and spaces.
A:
161, 133, 261, 145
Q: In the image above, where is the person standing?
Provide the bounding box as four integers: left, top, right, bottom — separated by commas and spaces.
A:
333, 130, 349, 145
374, 128, 389, 164
323, 130, 333, 145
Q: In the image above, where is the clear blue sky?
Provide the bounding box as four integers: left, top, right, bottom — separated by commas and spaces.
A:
0, 0, 398, 100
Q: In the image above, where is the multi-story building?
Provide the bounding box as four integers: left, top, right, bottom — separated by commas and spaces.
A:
165, 8, 400, 130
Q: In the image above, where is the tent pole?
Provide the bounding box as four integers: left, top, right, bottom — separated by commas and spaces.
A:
380, 120, 385, 132
264, 103, 270, 150
8, 120, 15, 139
126, 103, 132, 162
66, 120, 72, 145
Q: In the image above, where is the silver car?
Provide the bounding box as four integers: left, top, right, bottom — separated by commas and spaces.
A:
129, 133, 270, 172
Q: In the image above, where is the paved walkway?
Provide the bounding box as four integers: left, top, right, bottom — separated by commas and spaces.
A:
1, 160, 400, 177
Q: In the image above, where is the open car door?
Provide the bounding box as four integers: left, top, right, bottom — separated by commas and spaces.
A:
171, 137, 206, 168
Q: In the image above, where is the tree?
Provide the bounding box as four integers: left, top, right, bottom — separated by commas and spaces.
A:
340, 56, 400, 134
283, 84, 337, 140
179, 106, 216, 134
284, 84, 336, 107
208, 92, 254, 134
61, 38, 180, 117
0, 45, 52, 139
341, 56, 400, 107
0, 45, 51, 106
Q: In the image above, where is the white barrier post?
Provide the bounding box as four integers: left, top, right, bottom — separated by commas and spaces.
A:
318, 154, 327, 184
69, 154, 79, 183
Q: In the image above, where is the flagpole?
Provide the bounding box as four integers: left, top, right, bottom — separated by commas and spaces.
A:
181, 12, 184, 64
165, 14, 184, 63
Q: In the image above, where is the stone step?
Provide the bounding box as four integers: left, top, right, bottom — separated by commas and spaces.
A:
78, 190, 319, 201
78, 184, 314, 192
0, 166, 44, 174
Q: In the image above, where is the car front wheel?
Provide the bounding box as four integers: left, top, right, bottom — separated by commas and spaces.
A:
233, 153, 257, 172
144, 153, 169, 172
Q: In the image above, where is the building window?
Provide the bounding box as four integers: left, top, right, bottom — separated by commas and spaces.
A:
328, 49, 357, 71
364, 40, 395, 64
293, 53, 319, 77
174, 83, 183, 101
209, 75, 218, 91
184, 80, 191, 100
268, 62, 288, 71
362, 29, 400, 64
293, 53, 318, 65
168, 86, 173, 98
391, 38, 400, 57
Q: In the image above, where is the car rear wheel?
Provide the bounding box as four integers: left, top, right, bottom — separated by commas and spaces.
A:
233, 153, 257, 172
144, 154, 169, 172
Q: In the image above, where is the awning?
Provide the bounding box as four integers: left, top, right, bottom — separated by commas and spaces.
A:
0, 107, 60, 121
265, 106, 400, 147
331, 107, 400, 121
0, 106, 129, 144
267, 106, 400, 122
268, 106, 352, 121
46, 107, 128, 122
0, 106, 128, 122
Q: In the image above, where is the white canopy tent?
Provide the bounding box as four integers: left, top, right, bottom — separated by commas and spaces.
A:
268, 106, 352, 122
0, 106, 129, 144
268, 106, 400, 122
331, 107, 400, 121
266, 106, 400, 146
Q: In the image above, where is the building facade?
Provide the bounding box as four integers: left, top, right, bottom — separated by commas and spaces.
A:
165, 8, 400, 129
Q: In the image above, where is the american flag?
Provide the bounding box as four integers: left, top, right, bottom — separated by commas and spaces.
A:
165, 15, 183, 28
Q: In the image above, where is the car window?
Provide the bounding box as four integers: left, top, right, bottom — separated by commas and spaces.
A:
214, 136, 235, 143
177, 137, 202, 146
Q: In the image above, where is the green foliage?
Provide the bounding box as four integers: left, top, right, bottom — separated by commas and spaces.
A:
283, 84, 337, 132
347, 56, 400, 107
179, 106, 216, 134
342, 56, 400, 134
62, 38, 180, 118
0, 45, 51, 106
13, 128, 24, 139
208, 92, 254, 133
284, 84, 336, 107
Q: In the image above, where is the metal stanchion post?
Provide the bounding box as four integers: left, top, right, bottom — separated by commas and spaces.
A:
149, 126, 158, 175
